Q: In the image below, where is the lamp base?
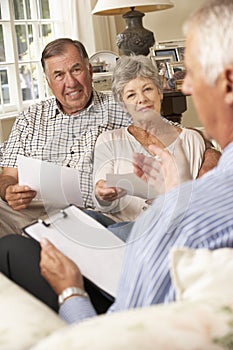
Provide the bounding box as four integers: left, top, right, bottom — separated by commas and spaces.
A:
116, 9, 155, 56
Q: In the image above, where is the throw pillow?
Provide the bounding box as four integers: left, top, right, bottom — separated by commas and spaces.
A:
170, 247, 233, 303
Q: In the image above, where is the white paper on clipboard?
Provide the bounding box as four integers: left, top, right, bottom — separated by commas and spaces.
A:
23, 205, 125, 297
17, 155, 84, 208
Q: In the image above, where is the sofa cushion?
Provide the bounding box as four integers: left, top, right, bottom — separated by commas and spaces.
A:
30, 247, 233, 350
0, 273, 65, 350
30, 299, 233, 350
170, 247, 233, 303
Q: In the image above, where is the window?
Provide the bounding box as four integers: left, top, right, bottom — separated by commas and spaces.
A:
0, 0, 57, 117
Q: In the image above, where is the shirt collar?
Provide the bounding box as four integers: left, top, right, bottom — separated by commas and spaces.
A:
48, 97, 63, 119
49, 91, 98, 119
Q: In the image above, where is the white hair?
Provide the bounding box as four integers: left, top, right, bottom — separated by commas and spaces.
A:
112, 55, 163, 102
183, 0, 233, 85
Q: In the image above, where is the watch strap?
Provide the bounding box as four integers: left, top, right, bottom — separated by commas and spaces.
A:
58, 287, 89, 306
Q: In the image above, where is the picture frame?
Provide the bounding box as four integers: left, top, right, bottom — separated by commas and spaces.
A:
151, 56, 173, 79
157, 39, 185, 48
169, 61, 186, 75
92, 72, 113, 92
152, 47, 179, 62
153, 39, 186, 62
176, 46, 185, 61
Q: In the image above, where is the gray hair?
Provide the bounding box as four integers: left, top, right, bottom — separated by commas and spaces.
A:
112, 55, 163, 102
183, 0, 233, 85
41, 38, 89, 72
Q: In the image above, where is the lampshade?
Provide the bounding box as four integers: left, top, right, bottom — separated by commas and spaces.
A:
92, 0, 174, 16
92, 0, 174, 56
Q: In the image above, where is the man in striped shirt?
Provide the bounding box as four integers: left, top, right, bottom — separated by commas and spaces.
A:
0, 0, 233, 325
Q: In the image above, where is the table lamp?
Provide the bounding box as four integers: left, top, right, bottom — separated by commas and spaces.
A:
92, 0, 174, 56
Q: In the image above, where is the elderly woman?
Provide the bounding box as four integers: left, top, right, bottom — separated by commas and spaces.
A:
91, 55, 206, 233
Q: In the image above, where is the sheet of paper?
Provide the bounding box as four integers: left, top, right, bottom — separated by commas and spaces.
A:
24, 205, 125, 297
17, 155, 84, 208
106, 173, 158, 199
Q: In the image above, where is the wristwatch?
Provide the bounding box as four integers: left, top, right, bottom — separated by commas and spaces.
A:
58, 287, 89, 306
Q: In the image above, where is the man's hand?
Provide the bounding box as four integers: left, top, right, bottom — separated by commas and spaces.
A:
133, 138, 192, 194
0, 167, 36, 210
5, 184, 37, 210
40, 238, 84, 295
95, 179, 126, 203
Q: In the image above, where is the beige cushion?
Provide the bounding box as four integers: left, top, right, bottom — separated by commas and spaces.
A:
170, 247, 233, 303
30, 247, 233, 349
0, 273, 65, 350
30, 300, 233, 350
4, 247, 233, 349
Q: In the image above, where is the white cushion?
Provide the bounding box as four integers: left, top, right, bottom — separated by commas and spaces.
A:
30, 247, 233, 350
30, 299, 233, 350
0, 273, 65, 350
170, 247, 233, 303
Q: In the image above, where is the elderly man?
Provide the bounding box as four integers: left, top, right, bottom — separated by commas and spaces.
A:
0, 38, 131, 236
0, 0, 232, 322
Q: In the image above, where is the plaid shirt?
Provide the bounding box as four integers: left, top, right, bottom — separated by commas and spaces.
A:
1, 90, 131, 207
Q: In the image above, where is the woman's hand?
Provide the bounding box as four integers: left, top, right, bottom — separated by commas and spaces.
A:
95, 179, 126, 203
40, 239, 84, 295
133, 138, 192, 194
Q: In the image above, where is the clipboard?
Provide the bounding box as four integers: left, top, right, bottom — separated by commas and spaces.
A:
23, 205, 125, 297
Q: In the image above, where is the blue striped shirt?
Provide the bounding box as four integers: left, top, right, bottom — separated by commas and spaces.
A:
60, 142, 233, 323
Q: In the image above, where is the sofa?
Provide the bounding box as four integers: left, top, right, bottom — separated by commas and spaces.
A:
1, 247, 233, 350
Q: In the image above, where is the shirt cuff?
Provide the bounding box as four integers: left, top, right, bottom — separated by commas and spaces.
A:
59, 296, 97, 324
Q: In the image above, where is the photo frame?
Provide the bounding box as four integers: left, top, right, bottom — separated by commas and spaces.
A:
176, 46, 185, 61
157, 39, 185, 48
92, 72, 113, 92
169, 61, 186, 75
169, 62, 186, 91
151, 56, 173, 79
153, 39, 186, 62
152, 48, 179, 62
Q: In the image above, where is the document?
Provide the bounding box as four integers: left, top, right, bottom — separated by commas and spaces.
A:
24, 205, 125, 297
106, 172, 158, 199
17, 155, 84, 208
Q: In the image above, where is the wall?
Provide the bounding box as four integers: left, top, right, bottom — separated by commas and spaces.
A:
115, 0, 206, 127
